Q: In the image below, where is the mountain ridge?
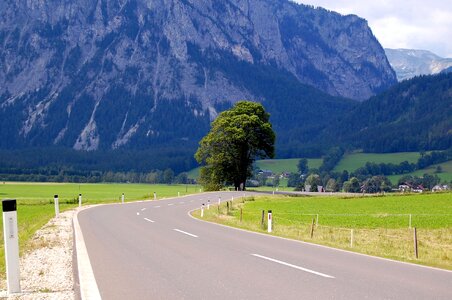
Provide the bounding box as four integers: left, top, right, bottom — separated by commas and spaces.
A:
1, 0, 395, 151
385, 48, 452, 81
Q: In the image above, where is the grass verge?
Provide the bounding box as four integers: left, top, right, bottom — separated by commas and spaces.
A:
192, 192, 452, 270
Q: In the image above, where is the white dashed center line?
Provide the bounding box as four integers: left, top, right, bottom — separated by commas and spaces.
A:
251, 254, 334, 278
144, 218, 155, 223
168, 203, 174, 206
173, 229, 198, 238
141, 208, 146, 211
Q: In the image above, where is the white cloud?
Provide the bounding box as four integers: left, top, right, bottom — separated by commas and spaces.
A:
294, 0, 452, 57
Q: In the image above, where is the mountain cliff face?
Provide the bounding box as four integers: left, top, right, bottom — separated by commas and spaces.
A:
0, 0, 396, 151
385, 48, 452, 81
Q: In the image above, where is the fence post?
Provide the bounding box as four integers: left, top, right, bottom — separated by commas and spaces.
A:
261, 210, 265, 228
226, 201, 229, 214
350, 229, 354, 248
413, 227, 418, 259
310, 218, 315, 238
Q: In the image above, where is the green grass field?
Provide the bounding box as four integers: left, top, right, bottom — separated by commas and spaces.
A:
193, 192, 452, 269
334, 152, 421, 172
0, 182, 201, 278
389, 160, 452, 183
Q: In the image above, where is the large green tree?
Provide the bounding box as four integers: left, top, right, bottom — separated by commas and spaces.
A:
195, 101, 275, 190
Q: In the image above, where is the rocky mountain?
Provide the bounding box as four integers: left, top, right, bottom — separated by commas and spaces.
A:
0, 0, 396, 153
320, 73, 452, 152
385, 48, 452, 81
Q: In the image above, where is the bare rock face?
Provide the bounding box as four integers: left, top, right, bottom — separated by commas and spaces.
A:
0, 0, 396, 151
385, 48, 452, 81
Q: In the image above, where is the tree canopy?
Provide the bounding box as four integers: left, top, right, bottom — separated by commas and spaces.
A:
195, 101, 275, 190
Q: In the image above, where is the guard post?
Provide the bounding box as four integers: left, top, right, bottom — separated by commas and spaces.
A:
78, 193, 82, 207
268, 210, 272, 233
2, 199, 21, 294
54, 194, 59, 217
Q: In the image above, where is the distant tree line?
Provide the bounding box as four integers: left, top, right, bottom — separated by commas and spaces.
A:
0, 167, 192, 185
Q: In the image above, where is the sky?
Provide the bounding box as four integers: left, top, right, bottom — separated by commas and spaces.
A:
294, 0, 452, 58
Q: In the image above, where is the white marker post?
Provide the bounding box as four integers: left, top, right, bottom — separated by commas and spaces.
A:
154, 192, 156, 200
207, 200, 210, 210
218, 197, 221, 205
78, 194, 82, 208
2, 199, 21, 294
54, 194, 59, 217
268, 210, 272, 233
121, 193, 124, 204
201, 204, 205, 217
178, 192, 180, 197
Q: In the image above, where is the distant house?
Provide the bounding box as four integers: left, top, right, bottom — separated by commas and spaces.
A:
258, 169, 274, 177
432, 185, 449, 192
399, 183, 424, 193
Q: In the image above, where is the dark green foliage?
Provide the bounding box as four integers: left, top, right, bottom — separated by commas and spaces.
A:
323, 73, 452, 152
195, 101, 275, 190
297, 158, 309, 174
319, 147, 344, 172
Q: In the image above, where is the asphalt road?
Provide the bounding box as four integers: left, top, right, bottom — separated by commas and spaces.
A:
78, 192, 452, 299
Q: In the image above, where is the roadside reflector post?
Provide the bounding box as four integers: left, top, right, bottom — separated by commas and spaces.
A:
414, 227, 418, 259
201, 204, 204, 217
54, 194, 59, 217
268, 210, 272, 233
78, 194, 82, 208
207, 200, 210, 210
178, 192, 180, 197
154, 192, 156, 200
2, 199, 21, 294
121, 193, 124, 204
218, 197, 221, 205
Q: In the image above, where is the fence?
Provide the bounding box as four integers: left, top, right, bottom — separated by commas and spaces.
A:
211, 199, 452, 266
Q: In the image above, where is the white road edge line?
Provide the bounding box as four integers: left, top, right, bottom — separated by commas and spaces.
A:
144, 218, 155, 223
251, 254, 334, 279
74, 210, 102, 300
173, 229, 198, 238
141, 208, 146, 211
155, 206, 161, 208
168, 203, 174, 206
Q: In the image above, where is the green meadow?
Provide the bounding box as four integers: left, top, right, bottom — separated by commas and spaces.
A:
193, 192, 452, 270
334, 152, 421, 172
389, 160, 452, 183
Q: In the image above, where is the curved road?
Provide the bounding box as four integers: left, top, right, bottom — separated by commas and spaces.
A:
77, 192, 451, 299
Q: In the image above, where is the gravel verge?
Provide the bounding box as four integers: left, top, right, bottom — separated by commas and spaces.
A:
0, 210, 75, 299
